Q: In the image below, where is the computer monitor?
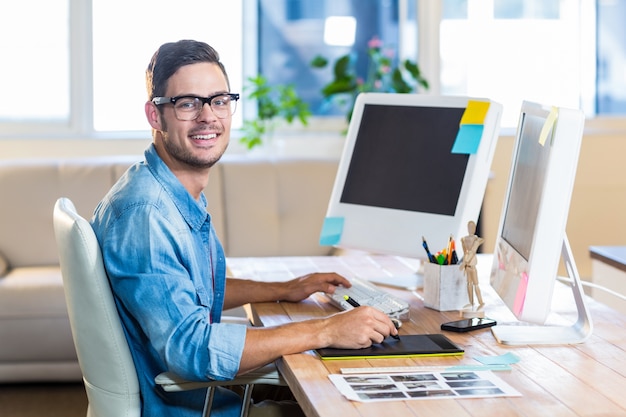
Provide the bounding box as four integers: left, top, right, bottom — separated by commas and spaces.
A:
320, 93, 502, 287
490, 101, 593, 345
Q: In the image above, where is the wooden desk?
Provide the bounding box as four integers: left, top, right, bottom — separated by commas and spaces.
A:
228, 255, 626, 417
589, 246, 626, 273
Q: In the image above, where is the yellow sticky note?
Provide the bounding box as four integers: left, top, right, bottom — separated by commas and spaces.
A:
538, 107, 559, 146
460, 100, 491, 125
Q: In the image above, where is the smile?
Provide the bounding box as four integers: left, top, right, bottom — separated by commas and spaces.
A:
190, 133, 217, 140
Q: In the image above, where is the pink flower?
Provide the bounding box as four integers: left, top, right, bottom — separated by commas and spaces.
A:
368, 36, 383, 49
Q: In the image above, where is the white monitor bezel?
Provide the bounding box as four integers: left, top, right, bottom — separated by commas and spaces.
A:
490, 101, 585, 325
324, 93, 502, 259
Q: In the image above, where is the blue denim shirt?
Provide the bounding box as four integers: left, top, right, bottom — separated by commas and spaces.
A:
91, 144, 247, 417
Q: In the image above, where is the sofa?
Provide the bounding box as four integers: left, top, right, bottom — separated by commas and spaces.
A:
0, 154, 339, 382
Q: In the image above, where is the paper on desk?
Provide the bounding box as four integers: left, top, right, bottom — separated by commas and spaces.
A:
329, 370, 521, 402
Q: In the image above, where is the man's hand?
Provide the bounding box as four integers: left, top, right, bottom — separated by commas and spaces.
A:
279, 272, 351, 303
319, 306, 399, 349
238, 304, 399, 373
224, 271, 351, 310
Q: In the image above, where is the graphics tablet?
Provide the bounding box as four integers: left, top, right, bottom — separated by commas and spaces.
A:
316, 334, 464, 360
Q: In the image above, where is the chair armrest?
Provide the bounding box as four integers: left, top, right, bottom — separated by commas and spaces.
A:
155, 363, 285, 392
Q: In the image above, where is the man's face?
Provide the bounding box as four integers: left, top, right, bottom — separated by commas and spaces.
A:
149, 62, 232, 170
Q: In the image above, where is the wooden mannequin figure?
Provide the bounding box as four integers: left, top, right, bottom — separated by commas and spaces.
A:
459, 220, 485, 317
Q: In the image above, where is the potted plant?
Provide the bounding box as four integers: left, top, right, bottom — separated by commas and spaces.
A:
240, 75, 311, 150
311, 36, 429, 123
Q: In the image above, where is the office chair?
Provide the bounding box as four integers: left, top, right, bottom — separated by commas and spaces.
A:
53, 197, 284, 417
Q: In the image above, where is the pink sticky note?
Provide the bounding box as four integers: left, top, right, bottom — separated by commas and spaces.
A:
513, 272, 529, 316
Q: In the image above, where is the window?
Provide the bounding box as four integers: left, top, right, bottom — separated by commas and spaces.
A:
0, 0, 243, 137
596, 0, 626, 114
258, 0, 413, 117
0, 0, 69, 122
92, 0, 243, 132
0, 0, 624, 139
438, 0, 590, 127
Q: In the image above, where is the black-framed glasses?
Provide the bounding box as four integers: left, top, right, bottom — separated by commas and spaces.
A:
152, 93, 240, 120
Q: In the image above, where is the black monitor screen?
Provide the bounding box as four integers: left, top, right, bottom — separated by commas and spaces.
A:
340, 104, 469, 216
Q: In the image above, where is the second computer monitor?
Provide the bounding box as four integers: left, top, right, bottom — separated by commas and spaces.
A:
489, 100, 591, 345
321, 93, 502, 261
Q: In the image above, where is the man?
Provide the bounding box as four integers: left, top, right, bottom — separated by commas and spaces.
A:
91, 40, 398, 417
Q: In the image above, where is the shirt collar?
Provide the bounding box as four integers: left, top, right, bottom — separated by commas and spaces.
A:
144, 144, 209, 231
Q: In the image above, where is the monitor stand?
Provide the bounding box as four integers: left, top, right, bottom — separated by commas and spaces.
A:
491, 235, 594, 345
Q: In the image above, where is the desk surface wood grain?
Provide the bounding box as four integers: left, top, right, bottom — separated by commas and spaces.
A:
229, 255, 626, 417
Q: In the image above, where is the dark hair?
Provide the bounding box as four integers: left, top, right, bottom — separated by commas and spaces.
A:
146, 40, 230, 100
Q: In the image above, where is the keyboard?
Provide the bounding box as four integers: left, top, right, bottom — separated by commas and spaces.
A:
325, 277, 410, 319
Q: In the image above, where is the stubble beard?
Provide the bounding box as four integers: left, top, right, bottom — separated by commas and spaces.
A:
160, 121, 228, 169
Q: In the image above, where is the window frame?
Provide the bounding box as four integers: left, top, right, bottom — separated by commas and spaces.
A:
1, 0, 625, 141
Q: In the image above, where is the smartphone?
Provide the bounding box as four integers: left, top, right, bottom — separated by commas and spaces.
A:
440, 317, 497, 333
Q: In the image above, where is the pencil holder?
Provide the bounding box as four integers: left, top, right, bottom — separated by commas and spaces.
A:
423, 262, 467, 311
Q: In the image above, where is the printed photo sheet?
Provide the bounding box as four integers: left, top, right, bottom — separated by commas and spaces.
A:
329, 370, 521, 402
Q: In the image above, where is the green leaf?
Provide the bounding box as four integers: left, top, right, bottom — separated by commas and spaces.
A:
404, 60, 420, 77
321, 77, 357, 96
240, 120, 265, 150
390, 69, 411, 93
241, 74, 311, 150
310, 55, 329, 68
403, 60, 429, 90
333, 55, 353, 79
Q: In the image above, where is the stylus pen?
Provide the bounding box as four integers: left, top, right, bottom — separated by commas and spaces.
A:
343, 295, 360, 308
343, 296, 400, 340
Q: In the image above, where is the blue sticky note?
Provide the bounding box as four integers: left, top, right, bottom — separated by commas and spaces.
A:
451, 124, 483, 154
474, 352, 520, 366
319, 217, 344, 246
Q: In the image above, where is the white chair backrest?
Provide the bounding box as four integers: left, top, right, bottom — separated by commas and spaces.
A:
53, 197, 140, 417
